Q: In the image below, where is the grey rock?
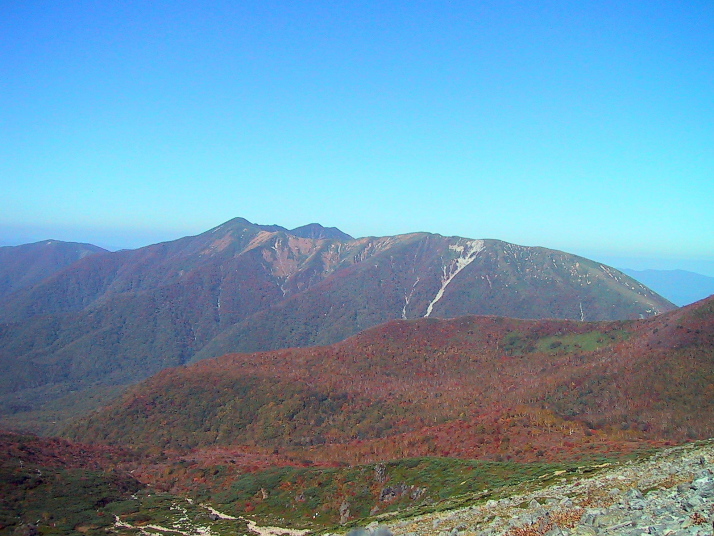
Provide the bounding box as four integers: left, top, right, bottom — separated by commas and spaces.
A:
12, 525, 39, 536
601, 520, 634, 532
374, 464, 386, 483
381, 442, 714, 536
340, 500, 351, 524
629, 499, 647, 510
618, 529, 642, 536
682, 495, 704, 511
579, 509, 604, 526
571, 526, 598, 536
644, 525, 671, 535
410, 487, 426, 501
677, 483, 691, 494
593, 513, 625, 528
560, 497, 574, 508
650, 505, 675, 516
691, 477, 714, 498
381, 483, 408, 502
626, 488, 644, 500
509, 515, 526, 527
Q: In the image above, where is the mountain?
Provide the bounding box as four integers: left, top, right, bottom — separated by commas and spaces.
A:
0, 218, 674, 432
622, 268, 714, 306
0, 239, 106, 298
65, 295, 714, 459
290, 222, 354, 241
192, 237, 674, 359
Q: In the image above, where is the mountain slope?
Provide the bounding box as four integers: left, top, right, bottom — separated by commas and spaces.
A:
623, 268, 714, 306
0, 431, 239, 536
196, 238, 672, 358
65, 296, 713, 459
0, 240, 106, 298
0, 218, 675, 432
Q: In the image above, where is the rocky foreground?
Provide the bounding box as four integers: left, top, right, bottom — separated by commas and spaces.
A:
348, 440, 714, 536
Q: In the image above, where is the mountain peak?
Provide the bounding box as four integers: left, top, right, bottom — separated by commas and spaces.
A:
289, 223, 353, 241
210, 218, 353, 241
205, 217, 288, 239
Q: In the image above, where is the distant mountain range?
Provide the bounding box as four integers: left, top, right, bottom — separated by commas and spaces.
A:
0, 217, 674, 432
621, 268, 714, 306
0, 240, 106, 298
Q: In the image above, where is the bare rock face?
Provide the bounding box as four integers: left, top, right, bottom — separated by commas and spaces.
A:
380, 484, 407, 502
12, 524, 39, 536
374, 463, 387, 483
339, 500, 351, 524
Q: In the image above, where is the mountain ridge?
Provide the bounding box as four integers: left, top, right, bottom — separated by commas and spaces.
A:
0, 217, 675, 433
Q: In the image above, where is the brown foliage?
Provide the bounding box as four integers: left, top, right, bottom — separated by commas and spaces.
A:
65, 297, 714, 467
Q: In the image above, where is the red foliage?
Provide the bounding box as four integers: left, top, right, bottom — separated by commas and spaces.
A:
67, 297, 714, 475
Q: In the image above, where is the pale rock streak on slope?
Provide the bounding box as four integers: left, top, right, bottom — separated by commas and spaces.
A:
402, 277, 420, 319
424, 240, 485, 317
242, 517, 310, 536
201, 505, 309, 536
202, 505, 236, 520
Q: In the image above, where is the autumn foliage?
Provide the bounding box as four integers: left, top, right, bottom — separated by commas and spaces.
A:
66, 296, 714, 464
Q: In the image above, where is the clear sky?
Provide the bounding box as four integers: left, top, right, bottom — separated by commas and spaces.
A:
1, 1, 713, 274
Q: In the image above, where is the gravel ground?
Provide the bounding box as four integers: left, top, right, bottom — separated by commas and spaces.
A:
366, 441, 714, 536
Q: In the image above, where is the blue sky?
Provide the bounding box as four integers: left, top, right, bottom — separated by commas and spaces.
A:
1, 1, 713, 274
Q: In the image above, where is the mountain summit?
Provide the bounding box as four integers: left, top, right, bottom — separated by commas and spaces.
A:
289, 222, 353, 241
0, 218, 674, 432
209, 217, 353, 241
